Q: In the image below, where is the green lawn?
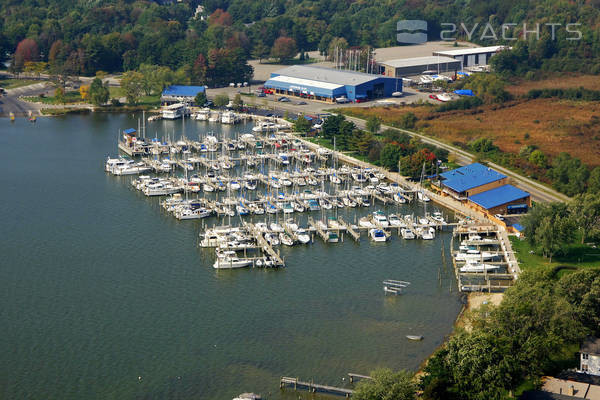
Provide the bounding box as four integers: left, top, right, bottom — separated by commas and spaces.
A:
0, 78, 42, 90
511, 236, 600, 272
23, 90, 82, 104
108, 87, 160, 106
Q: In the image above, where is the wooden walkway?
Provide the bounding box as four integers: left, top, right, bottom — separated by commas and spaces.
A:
280, 377, 353, 397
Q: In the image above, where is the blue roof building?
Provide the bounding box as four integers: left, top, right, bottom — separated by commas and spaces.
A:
264, 65, 399, 102
468, 184, 531, 214
161, 85, 206, 103
439, 163, 508, 199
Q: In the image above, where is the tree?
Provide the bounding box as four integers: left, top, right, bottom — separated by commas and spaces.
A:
208, 9, 232, 26
293, 115, 312, 133
89, 77, 109, 106
271, 36, 297, 63
399, 112, 418, 129
569, 194, 600, 244
214, 94, 229, 108
529, 150, 547, 168
534, 215, 573, 262
469, 138, 497, 153
13, 38, 40, 73
366, 116, 381, 134
233, 93, 243, 110
194, 91, 207, 106
322, 114, 345, 142
588, 167, 600, 193
379, 144, 403, 171
54, 86, 65, 104
120, 71, 144, 105
79, 84, 90, 101
353, 368, 416, 400
547, 152, 590, 196
251, 41, 270, 63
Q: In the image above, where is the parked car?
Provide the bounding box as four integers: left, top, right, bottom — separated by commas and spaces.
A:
296, 101, 307, 105
278, 97, 291, 102
335, 96, 350, 103
257, 92, 266, 97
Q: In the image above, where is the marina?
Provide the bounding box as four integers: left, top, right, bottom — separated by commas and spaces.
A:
1, 113, 466, 400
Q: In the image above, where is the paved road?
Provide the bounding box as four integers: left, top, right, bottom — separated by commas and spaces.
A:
0, 82, 51, 117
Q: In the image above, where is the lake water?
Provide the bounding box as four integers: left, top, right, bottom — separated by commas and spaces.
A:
0, 113, 462, 400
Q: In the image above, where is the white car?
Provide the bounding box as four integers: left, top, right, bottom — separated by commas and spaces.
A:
335, 96, 350, 103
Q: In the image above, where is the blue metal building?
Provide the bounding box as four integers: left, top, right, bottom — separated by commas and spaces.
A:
438, 163, 509, 199
468, 184, 531, 214
161, 85, 206, 103
264, 66, 399, 102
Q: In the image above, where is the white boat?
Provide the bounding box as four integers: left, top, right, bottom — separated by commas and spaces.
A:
213, 254, 252, 269
372, 211, 389, 227
307, 177, 318, 186
393, 192, 406, 204
319, 198, 333, 210
199, 232, 227, 247
455, 251, 498, 262
401, 228, 415, 240
359, 216, 375, 228
351, 172, 367, 183
421, 227, 435, 240
459, 262, 501, 273
343, 197, 357, 208
279, 233, 294, 246
296, 228, 311, 244
369, 229, 388, 242
208, 112, 220, 122
388, 214, 404, 227
112, 162, 152, 176
329, 174, 341, 184
327, 231, 339, 243
176, 207, 211, 220
244, 179, 257, 191
252, 122, 276, 132
269, 223, 284, 233
203, 183, 214, 192
162, 103, 186, 119
327, 217, 342, 229
264, 232, 280, 246
236, 204, 249, 216
143, 182, 183, 196
417, 191, 431, 202
293, 202, 305, 213
195, 108, 210, 121
431, 211, 446, 224
282, 203, 294, 214
228, 181, 241, 191
221, 111, 239, 124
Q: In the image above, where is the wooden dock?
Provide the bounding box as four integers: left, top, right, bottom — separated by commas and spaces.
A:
338, 217, 360, 241
348, 373, 372, 383
244, 223, 285, 267
280, 377, 353, 398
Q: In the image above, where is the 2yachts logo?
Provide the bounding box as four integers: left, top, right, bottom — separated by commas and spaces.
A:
396, 20, 428, 44
397, 20, 583, 44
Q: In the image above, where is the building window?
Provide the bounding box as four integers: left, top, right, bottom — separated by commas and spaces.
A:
582, 364, 588, 371
583, 353, 589, 360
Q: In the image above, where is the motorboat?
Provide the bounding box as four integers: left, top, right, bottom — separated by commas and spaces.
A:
421, 227, 435, 240
279, 233, 294, 246
213, 254, 252, 269
417, 191, 431, 202
359, 216, 375, 228
329, 174, 341, 184
327, 231, 339, 243
369, 229, 388, 242
176, 207, 211, 220
319, 198, 333, 210
455, 251, 498, 262
307, 199, 320, 211
372, 211, 389, 227
431, 211, 446, 224
351, 172, 367, 183
282, 203, 294, 214
459, 262, 501, 273
236, 204, 250, 216
296, 229, 311, 244
269, 223, 284, 233
342, 197, 357, 208
264, 232, 280, 246
293, 202, 305, 213
401, 228, 415, 240
388, 214, 404, 227
203, 183, 215, 192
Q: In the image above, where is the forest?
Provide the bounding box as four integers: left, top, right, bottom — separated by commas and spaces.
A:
2, 0, 599, 85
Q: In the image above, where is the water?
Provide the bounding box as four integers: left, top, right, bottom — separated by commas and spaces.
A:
0, 114, 462, 400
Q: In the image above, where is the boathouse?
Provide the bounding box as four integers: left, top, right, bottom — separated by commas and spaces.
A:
161, 85, 206, 104
264, 65, 398, 102
467, 184, 531, 215
379, 56, 461, 77
437, 163, 509, 200
432, 46, 508, 68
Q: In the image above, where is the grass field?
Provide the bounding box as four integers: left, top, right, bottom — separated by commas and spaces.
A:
23, 90, 82, 104
0, 78, 41, 90
507, 74, 600, 96
341, 97, 600, 167
511, 236, 600, 271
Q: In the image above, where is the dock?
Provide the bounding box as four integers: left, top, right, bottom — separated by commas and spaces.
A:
348, 373, 372, 383
244, 223, 285, 267
280, 377, 353, 398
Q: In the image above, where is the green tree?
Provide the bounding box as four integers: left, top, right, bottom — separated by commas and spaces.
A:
251, 41, 270, 63
399, 112, 418, 129
366, 116, 381, 134
547, 152, 590, 196
213, 94, 229, 107
54, 86, 65, 104
89, 77, 109, 106
353, 368, 416, 400
528, 149, 547, 168
233, 93, 243, 110
588, 167, 600, 193
470, 138, 497, 153
120, 71, 144, 105
569, 194, 600, 244
379, 144, 402, 171
195, 91, 207, 106
293, 115, 312, 133
322, 114, 345, 142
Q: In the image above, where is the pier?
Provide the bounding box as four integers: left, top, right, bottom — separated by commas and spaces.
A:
280, 377, 353, 398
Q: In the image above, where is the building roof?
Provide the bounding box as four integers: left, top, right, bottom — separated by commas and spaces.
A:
271, 65, 385, 86
433, 45, 508, 56
380, 56, 459, 68
161, 85, 205, 97
582, 337, 600, 355
469, 184, 530, 210
266, 75, 344, 91
440, 163, 507, 193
